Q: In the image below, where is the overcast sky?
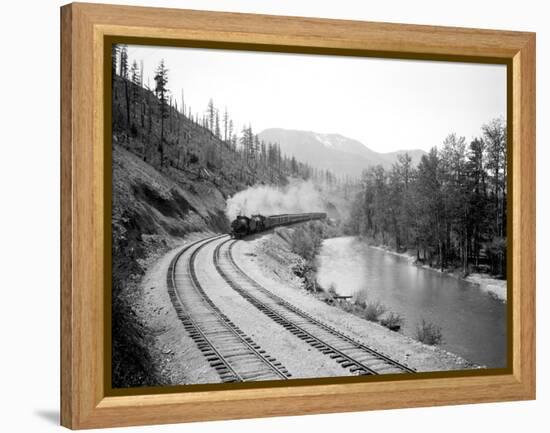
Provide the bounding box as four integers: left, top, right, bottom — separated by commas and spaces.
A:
125, 44, 506, 153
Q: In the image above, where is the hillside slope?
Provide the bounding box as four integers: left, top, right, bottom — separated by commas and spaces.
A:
113, 76, 281, 191
112, 142, 229, 387
111, 75, 282, 387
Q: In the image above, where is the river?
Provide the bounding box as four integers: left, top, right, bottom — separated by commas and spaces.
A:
316, 236, 507, 368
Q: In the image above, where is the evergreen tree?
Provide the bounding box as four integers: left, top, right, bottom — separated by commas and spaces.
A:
207, 99, 215, 133
466, 137, 489, 268
347, 118, 506, 276
253, 134, 260, 163
395, 153, 415, 247
223, 107, 229, 142
228, 119, 234, 147
240, 125, 254, 165
111, 44, 119, 80
154, 59, 169, 167
387, 164, 403, 249
290, 156, 298, 174
130, 60, 140, 87
260, 140, 267, 165
482, 117, 507, 275
414, 148, 444, 267
215, 110, 221, 139
119, 45, 128, 78
129, 60, 141, 107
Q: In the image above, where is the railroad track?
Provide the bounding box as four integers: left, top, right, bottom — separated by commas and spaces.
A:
167, 235, 291, 383
214, 239, 416, 376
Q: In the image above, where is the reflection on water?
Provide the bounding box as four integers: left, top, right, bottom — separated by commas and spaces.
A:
316, 236, 507, 367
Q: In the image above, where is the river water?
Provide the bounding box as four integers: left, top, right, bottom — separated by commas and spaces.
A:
316, 236, 507, 368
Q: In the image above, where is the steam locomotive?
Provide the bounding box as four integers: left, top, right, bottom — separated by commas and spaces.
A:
230, 213, 327, 239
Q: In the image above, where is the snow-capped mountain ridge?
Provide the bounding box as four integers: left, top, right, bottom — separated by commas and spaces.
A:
259, 128, 426, 177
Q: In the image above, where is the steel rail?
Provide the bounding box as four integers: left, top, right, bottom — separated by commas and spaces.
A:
168, 234, 290, 382
187, 236, 290, 380
215, 238, 415, 375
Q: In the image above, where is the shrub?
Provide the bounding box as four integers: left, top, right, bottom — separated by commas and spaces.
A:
290, 228, 315, 260
188, 152, 199, 164
363, 300, 387, 322
338, 300, 354, 313
327, 283, 337, 296
354, 290, 368, 308
130, 123, 138, 137
303, 269, 318, 292
416, 319, 443, 345
380, 312, 404, 331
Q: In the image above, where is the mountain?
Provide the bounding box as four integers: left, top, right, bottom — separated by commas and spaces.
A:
258, 128, 426, 178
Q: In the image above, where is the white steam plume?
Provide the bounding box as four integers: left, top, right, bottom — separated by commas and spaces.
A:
225, 179, 325, 221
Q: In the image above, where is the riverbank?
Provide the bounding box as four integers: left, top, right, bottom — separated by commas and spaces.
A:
247, 228, 477, 373
465, 273, 507, 302
368, 243, 507, 302
316, 236, 507, 367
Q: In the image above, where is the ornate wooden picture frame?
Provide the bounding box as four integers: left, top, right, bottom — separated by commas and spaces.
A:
61, 2, 535, 429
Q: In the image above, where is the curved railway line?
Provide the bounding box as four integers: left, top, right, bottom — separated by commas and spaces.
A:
167, 234, 291, 383
213, 238, 416, 376
168, 232, 415, 383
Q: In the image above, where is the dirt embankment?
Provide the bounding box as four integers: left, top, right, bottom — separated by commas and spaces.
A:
111, 144, 232, 387
244, 228, 477, 373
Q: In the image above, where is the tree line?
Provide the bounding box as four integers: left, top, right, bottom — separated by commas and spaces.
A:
347, 118, 507, 277
112, 45, 344, 187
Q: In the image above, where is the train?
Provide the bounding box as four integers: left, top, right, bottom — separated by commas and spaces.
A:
230, 212, 327, 239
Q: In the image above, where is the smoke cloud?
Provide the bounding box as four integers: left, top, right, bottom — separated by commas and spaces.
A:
225, 179, 325, 221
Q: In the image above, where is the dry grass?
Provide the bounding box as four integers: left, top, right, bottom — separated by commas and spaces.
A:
416, 319, 444, 345
290, 227, 315, 260
363, 300, 387, 322
380, 312, 404, 331
353, 289, 368, 308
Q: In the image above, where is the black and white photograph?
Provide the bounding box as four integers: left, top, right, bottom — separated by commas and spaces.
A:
111, 44, 508, 388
